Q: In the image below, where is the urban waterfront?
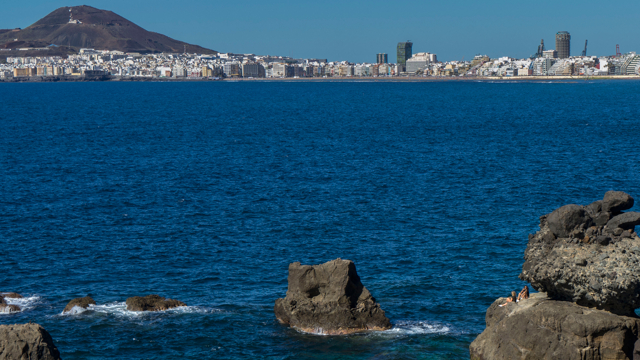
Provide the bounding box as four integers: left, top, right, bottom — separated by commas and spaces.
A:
2, 81, 639, 359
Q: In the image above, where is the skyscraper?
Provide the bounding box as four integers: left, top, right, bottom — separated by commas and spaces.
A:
376, 53, 388, 64
555, 31, 571, 59
397, 41, 413, 70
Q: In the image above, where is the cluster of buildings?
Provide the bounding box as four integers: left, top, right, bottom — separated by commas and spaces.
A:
1, 32, 640, 79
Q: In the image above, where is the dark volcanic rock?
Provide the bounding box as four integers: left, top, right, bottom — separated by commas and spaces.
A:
126, 295, 186, 311
63, 296, 96, 313
470, 293, 640, 360
0, 323, 62, 360
521, 192, 640, 315
603, 191, 634, 214
607, 212, 640, 231
274, 259, 391, 335
546, 204, 591, 238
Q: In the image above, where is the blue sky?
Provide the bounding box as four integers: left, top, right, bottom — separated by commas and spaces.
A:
3, 0, 639, 62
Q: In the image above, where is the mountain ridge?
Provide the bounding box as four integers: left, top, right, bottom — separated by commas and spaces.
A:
0, 5, 217, 56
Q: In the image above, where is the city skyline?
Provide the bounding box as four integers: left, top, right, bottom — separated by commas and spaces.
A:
2, 0, 640, 62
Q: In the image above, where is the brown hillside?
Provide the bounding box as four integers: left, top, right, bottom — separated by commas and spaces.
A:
0, 5, 216, 54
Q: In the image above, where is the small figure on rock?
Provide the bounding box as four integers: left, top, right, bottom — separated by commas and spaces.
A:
517, 286, 529, 302
499, 297, 515, 307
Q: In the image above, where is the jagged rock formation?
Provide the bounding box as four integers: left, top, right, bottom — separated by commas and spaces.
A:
126, 294, 186, 311
0, 296, 20, 313
63, 296, 96, 313
0, 323, 62, 360
470, 293, 640, 360
520, 191, 640, 315
274, 259, 391, 335
0, 5, 217, 56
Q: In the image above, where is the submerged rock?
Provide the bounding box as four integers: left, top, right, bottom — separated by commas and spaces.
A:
470, 293, 640, 360
520, 191, 640, 315
125, 294, 186, 311
274, 258, 391, 335
63, 296, 96, 313
0, 296, 20, 313
0, 292, 23, 299
0, 323, 62, 360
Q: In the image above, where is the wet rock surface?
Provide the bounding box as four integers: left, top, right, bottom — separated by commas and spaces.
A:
63, 296, 96, 313
470, 293, 640, 360
0, 323, 62, 360
274, 258, 391, 335
125, 295, 186, 311
0, 296, 20, 313
520, 191, 640, 315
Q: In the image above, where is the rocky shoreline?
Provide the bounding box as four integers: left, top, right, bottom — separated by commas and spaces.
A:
3, 192, 640, 359
471, 191, 640, 359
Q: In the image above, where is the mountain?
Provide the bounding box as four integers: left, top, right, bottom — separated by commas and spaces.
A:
0, 5, 217, 57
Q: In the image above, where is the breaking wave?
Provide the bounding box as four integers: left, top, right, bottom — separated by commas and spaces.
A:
384, 321, 454, 336
1, 295, 42, 314
60, 302, 222, 317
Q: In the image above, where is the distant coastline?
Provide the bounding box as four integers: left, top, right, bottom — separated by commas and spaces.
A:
2, 75, 640, 83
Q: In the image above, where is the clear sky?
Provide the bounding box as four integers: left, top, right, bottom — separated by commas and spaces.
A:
3, 0, 639, 62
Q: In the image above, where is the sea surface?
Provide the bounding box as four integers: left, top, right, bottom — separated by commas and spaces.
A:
1, 80, 640, 359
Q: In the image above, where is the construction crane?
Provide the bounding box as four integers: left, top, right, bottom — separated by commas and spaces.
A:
616, 44, 621, 57
581, 40, 588, 56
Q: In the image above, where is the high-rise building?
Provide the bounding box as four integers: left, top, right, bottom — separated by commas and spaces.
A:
397, 41, 413, 70
555, 31, 571, 59
376, 53, 388, 64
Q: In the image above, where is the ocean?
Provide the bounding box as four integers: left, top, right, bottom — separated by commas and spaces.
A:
1, 80, 639, 359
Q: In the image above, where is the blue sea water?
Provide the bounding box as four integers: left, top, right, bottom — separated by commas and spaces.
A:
1, 80, 640, 359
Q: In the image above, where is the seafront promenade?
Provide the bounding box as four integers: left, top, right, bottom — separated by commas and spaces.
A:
2, 74, 640, 83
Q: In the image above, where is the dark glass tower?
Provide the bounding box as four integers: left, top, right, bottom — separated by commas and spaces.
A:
555, 31, 571, 59
397, 42, 413, 69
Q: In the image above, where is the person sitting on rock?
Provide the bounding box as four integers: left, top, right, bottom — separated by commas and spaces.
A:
517, 286, 529, 302
499, 296, 515, 307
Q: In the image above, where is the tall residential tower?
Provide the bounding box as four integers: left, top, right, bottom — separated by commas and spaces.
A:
397, 41, 413, 70
377, 53, 388, 64
555, 31, 571, 59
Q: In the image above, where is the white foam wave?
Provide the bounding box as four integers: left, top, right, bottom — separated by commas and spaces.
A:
1, 296, 42, 314
61, 302, 221, 317
384, 321, 452, 335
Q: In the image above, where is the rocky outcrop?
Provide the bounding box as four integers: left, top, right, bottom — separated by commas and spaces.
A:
125, 295, 186, 311
520, 191, 640, 315
0, 323, 62, 360
274, 258, 391, 335
63, 296, 96, 313
0, 296, 20, 313
470, 293, 640, 360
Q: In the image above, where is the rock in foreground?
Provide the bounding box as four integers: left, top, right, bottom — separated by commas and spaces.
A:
520, 191, 640, 315
0, 323, 62, 360
126, 295, 186, 311
274, 259, 391, 335
63, 296, 96, 313
470, 293, 640, 360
